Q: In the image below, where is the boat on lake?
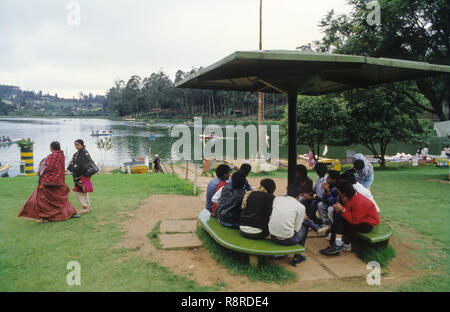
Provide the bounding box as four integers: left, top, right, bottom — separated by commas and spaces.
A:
90, 130, 113, 137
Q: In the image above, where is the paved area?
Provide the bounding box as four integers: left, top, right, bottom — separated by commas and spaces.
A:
163, 162, 368, 280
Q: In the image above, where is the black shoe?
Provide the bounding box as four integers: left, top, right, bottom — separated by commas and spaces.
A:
319, 242, 350, 255
292, 254, 306, 266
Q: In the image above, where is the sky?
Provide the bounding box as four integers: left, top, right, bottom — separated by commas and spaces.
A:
0, 0, 351, 98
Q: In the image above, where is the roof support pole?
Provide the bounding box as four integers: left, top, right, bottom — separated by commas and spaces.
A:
287, 91, 298, 186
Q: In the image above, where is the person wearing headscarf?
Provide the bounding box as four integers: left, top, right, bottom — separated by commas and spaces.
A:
352, 153, 374, 189
18, 141, 78, 222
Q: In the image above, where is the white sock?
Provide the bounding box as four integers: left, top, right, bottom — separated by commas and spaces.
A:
335, 237, 343, 246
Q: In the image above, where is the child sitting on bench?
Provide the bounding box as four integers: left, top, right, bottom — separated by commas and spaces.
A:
320, 179, 380, 255
269, 184, 317, 266
216, 170, 247, 228
239, 179, 276, 240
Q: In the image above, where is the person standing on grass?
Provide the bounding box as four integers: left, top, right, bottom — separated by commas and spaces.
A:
352, 153, 374, 189
18, 141, 79, 223
319, 179, 380, 256
67, 139, 95, 215
153, 154, 162, 173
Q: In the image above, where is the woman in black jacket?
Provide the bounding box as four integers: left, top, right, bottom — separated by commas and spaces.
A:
67, 139, 96, 214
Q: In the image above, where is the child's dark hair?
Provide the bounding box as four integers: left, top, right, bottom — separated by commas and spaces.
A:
260, 179, 276, 194
340, 169, 356, 184
336, 179, 356, 198
231, 171, 247, 189
50, 141, 61, 151
314, 162, 328, 178
216, 164, 231, 181
240, 163, 252, 176
296, 164, 308, 179
353, 159, 365, 170
287, 183, 302, 198
327, 170, 341, 181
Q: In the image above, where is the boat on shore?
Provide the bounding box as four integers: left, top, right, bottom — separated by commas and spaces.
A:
0, 163, 11, 177
0, 138, 19, 146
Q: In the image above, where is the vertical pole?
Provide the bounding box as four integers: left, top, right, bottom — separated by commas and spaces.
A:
194, 162, 197, 195
186, 160, 189, 180
288, 91, 298, 186
257, 0, 263, 160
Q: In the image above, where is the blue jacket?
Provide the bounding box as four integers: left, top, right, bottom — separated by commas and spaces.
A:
322, 186, 339, 206
205, 178, 222, 212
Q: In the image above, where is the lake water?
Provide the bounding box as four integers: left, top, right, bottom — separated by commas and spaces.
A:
1, 117, 448, 177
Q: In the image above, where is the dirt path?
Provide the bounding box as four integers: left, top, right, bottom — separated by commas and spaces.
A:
116, 193, 433, 291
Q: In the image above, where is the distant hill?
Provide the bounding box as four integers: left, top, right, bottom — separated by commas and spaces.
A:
0, 84, 106, 116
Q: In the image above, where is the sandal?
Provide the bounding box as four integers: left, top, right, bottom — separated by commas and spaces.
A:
36, 218, 49, 223
79, 208, 91, 215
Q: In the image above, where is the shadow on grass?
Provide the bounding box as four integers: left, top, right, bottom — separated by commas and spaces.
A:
196, 227, 297, 285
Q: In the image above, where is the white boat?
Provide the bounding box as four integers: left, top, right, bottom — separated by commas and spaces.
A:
0, 163, 11, 177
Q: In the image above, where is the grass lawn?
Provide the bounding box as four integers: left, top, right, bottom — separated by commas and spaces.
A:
0, 173, 213, 292
0, 166, 449, 291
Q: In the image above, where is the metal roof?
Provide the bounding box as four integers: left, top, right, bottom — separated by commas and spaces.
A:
175, 50, 450, 95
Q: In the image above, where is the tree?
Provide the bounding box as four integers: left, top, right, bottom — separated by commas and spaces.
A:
311, 0, 450, 120
343, 83, 434, 167
280, 95, 347, 160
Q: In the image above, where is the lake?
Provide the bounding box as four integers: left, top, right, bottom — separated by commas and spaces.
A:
1, 117, 448, 177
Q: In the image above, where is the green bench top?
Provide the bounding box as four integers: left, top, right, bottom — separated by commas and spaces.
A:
356, 222, 393, 243
198, 209, 305, 256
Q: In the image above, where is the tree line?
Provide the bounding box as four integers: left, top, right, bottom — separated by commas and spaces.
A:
104, 69, 287, 119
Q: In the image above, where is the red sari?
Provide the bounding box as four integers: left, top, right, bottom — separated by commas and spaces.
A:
18, 150, 76, 221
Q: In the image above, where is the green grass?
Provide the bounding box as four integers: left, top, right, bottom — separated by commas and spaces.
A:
0, 166, 449, 291
148, 221, 163, 250
354, 244, 397, 268
0, 173, 211, 292
196, 227, 297, 284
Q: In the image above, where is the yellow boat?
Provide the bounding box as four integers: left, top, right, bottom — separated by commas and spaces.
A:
130, 164, 148, 174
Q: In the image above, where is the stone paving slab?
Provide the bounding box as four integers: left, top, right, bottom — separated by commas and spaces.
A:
288, 253, 334, 281
159, 233, 203, 249
160, 219, 198, 233
305, 238, 367, 278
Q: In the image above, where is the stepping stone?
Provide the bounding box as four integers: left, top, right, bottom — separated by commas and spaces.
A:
160, 219, 197, 233
305, 238, 367, 278
288, 253, 334, 281
159, 233, 203, 249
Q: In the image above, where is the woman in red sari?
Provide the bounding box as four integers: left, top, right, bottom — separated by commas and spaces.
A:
18, 141, 79, 223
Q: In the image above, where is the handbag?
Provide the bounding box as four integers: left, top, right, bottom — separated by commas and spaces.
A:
84, 162, 99, 177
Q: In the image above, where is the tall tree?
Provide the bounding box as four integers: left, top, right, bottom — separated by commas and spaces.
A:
312, 0, 450, 120
344, 83, 434, 166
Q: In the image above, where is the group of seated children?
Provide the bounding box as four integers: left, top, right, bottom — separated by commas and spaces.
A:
204, 158, 380, 266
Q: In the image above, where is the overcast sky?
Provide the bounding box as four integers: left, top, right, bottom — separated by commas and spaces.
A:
0, 0, 351, 98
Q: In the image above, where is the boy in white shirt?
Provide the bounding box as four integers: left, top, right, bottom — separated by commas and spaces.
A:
269, 184, 311, 266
